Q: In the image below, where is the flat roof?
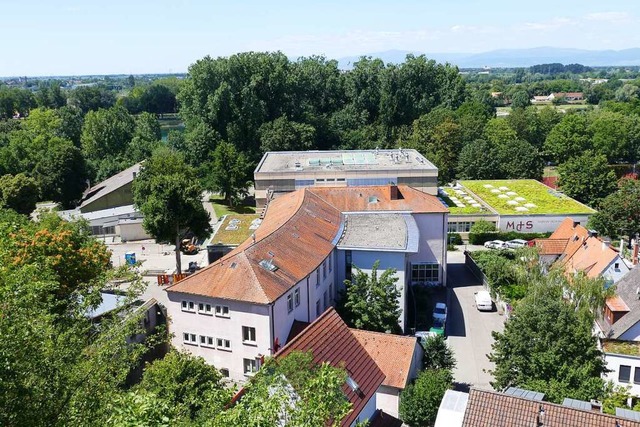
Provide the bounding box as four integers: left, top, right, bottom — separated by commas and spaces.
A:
458, 180, 596, 215
255, 149, 438, 174
337, 213, 418, 252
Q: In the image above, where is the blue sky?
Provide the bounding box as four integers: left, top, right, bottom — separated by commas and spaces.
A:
2, 0, 640, 76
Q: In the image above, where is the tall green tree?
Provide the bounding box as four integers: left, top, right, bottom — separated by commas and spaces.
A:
421, 335, 456, 371
457, 139, 502, 180
258, 116, 316, 152
589, 177, 640, 239
557, 151, 617, 207
338, 260, 402, 333
399, 369, 452, 427
510, 90, 531, 109
81, 105, 135, 170
203, 141, 251, 206
132, 148, 211, 273
544, 113, 592, 164
0, 173, 39, 215
489, 279, 606, 403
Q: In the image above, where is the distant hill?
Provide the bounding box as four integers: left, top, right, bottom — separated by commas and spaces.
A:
337, 47, 640, 69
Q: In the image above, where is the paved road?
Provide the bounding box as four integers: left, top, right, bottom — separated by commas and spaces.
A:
447, 250, 505, 391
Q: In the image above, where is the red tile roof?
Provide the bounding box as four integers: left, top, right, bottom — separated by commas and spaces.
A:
534, 238, 568, 255
462, 388, 640, 427
563, 237, 619, 279
168, 185, 446, 304
276, 308, 385, 427
351, 329, 419, 389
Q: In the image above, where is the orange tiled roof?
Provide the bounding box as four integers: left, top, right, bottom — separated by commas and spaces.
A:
564, 236, 619, 279
308, 185, 448, 214
535, 238, 568, 255
168, 185, 446, 304
167, 189, 341, 304
606, 295, 630, 312
462, 388, 640, 427
276, 308, 385, 427
549, 217, 590, 264
351, 329, 418, 389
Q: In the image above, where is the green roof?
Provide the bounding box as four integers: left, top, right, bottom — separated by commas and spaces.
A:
438, 187, 486, 214
211, 214, 261, 245
458, 180, 595, 215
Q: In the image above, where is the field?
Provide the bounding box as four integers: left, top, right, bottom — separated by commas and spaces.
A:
496, 103, 595, 116
210, 195, 256, 218
459, 179, 595, 215
211, 214, 261, 245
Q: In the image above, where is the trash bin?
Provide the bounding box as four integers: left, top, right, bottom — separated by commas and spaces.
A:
125, 252, 136, 265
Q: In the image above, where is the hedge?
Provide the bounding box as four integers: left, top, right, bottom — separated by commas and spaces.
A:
469, 231, 552, 245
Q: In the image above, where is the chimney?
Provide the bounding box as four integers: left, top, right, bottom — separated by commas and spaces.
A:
589, 400, 602, 413
588, 229, 598, 238
602, 240, 611, 251
572, 221, 580, 229
132, 171, 137, 179
633, 243, 639, 266
390, 185, 399, 200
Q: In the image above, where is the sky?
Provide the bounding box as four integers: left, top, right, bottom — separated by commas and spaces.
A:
2, 0, 640, 76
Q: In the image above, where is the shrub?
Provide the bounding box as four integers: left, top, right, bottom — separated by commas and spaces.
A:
447, 233, 463, 245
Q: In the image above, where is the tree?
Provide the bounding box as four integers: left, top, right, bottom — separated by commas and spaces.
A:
81, 105, 135, 168
589, 177, 640, 239
34, 140, 88, 208
457, 139, 502, 180
0, 173, 39, 215
422, 335, 456, 371
497, 139, 543, 180
126, 112, 162, 162
557, 151, 617, 207
483, 118, 517, 146
338, 260, 402, 333
259, 116, 317, 152
132, 147, 212, 274
544, 113, 592, 164
489, 280, 606, 403
67, 86, 116, 114
588, 110, 636, 163
399, 369, 452, 427
203, 141, 251, 206
510, 90, 531, 109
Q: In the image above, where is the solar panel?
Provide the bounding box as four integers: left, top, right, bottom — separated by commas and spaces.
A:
562, 398, 591, 411
504, 387, 545, 401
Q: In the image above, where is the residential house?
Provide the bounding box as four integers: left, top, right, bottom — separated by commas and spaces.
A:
275, 308, 385, 427
166, 184, 448, 382
549, 92, 584, 102
534, 217, 629, 284
436, 387, 640, 427
351, 329, 423, 418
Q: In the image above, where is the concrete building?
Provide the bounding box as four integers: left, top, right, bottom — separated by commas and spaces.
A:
253, 149, 438, 207
165, 184, 448, 382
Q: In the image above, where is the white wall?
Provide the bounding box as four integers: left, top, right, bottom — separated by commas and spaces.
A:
603, 352, 640, 395
376, 385, 401, 418
117, 221, 152, 242
166, 291, 271, 383
351, 393, 378, 427
498, 214, 593, 233
601, 256, 631, 284
349, 250, 407, 331
408, 212, 447, 286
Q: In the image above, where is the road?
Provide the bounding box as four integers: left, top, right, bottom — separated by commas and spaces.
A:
446, 250, 505, 391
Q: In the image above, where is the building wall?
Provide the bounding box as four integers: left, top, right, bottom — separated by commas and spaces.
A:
117, 221, 152, 242
408, 212, 448, 286
81, 182, 134, 213
601, 257, 631, 284
166, 291, 271, 383
497, 214, 593, 233
375, 385, 401, 418
351, 393, 378, 427
603, 352, 640, 395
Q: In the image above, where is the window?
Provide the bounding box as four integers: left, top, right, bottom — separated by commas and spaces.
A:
619, 365, 631, 383
411, 263, 439, 284
323, 261, 327, 279
294, 288, 300, 307
183, 332, 197, 345
634, 367, 640, 384
182, 301, 196, 312
287, 294, 293, 313
316, 300, 321, 317
220, 368, 230, 378
217, 338, 231, 350
243, 358, 258, 375
215, 305, 230, 317
316, 268, 320, 287
615, 263, 620, 271
323, 291, 328, 310
242, 326, 256, 344
198, 303, 213, 314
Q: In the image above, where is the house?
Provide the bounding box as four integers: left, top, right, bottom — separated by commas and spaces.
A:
534, 218, 630, 284
351, 329, 423, 418
275, 308, 385, 426
80, 162, 141, 213
549, 92, 584, 102
598, 268, 640, 341
165, 184, 448, 382
531, 95, 550, 103
253, 149, 439, 208
436, 387, 640, 427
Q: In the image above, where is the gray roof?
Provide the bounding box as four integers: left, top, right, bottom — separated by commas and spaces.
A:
254, 149, 437, 174
598, 267, 640, 339
81, 162, 141, 209
337, 213, 419, 252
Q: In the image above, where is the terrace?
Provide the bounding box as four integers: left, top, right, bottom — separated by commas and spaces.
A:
459, 180, 595, 215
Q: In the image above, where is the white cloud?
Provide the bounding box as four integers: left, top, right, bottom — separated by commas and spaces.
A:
584, 11, 631, 23
522, 17, 575, 31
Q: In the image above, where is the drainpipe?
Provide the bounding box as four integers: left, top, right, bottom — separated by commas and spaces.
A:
306, 276, 310, 321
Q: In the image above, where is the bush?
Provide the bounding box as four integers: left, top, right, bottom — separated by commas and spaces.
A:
468, 219, 499, 244
447, 233, 463, 245
400, 369, 452, 427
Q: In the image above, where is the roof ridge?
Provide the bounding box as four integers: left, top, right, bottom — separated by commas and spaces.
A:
274, 307, 340, 357
350, 328, 415, 341
244, 251, 270, 303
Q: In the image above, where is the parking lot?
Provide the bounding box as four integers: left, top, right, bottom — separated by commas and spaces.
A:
446, 250, 505, 390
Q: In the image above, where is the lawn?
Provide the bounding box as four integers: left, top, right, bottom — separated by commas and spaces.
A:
603, 340, 640, 357
459, 179, 595, 215
211, 214, 261, 245
496, 103, 595, 116
210, 195, 256, 218
439, 187, 486, 214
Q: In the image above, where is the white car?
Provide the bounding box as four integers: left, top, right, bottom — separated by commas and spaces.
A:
475, 290, 493, 311
506, 239, 529, 249
433, 302, 447, 323
484, 240, 507, 249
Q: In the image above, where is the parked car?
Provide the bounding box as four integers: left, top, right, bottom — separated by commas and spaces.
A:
433, 302, 447, 323
506, 239, 529, 249
415, 330, 439, 346
474, 290, 493, 311
484, 240, 507, 249
430, 318, 445, 336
